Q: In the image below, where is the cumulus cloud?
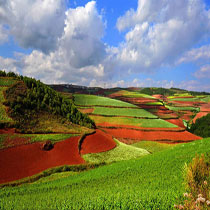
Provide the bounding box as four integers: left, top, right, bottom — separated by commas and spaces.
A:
10, 1, 108, 85
116, 0, 210, 72
0, 56, 22, 73
61, 1, 106, 68
194, 65, 210, 79
0, 0, 66, 53
178, 45, 210, 64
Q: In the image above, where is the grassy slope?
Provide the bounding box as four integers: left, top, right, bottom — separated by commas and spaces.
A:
1, 138, 210, 209
92, 107, 158, 118
90, 115, 178, 128
132, 141, 173, 153
83, 139, 149, 164
74, 94, 137, 107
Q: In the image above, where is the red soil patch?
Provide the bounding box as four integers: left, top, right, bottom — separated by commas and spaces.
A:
0, 128, 15, 134
96, 122, 184, 131
0, 136, 84, 184
171, 101, 200, 106
103, 128, 201, 143
193, 112, 209, 123
165, 119, 185, 128
81, 129, 116, 154
152, 94, 163, 98
200, 103, 210, 112
79, 108, 94, 114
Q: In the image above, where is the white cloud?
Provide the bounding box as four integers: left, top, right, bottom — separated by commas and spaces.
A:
0, 0, 66, 53
194, 65, 210, 79
178, 45, 210, 64
0, 56, 21, 73
13, 1, 108, 85
116, 0, 210, 72
61, 1, 106, 68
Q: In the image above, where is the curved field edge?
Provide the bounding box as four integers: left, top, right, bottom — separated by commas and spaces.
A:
82, 138, 149, 164
1, 138, 210, 209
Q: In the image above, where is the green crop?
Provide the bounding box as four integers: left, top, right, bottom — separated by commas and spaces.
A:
83, 139, 149, 164
74, 94, 137, 107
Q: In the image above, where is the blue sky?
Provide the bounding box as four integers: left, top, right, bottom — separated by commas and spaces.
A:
0, 0, 210, 91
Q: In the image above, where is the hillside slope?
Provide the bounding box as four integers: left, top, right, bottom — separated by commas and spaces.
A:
0, 71, 95, 133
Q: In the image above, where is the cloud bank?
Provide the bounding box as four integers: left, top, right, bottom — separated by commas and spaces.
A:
0, 0, 209, 91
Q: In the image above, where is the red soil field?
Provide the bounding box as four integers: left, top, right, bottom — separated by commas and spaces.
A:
200, 103, 210, 112
103, 128, 201, 143
81, 129, 116, 154
0, 128, 15, 134
0, 136, 84, 184
165, 119, 185, 128
171, 101, 200, 106
193, 112, 209, 123
152, 94, 163, 99
79, 108, 94, 114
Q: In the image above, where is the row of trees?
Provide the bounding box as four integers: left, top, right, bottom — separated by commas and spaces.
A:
189, 114, 210, 138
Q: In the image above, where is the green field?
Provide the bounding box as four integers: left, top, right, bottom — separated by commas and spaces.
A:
132, 141, 173, 153
113, 90, 155, 99
83, 139, 149, 164
168, 97, 199, 102
74, 94, 137, 107
0, 77, 17, 86
166, 105, 200, 112
90, 115, 177, 128
201, 96, 210, 103
92, 107, 158, 118
1, 138, 209, 209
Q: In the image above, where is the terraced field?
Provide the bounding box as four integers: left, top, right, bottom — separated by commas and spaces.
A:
90, 115, 177, 128
74, 94, 137, 107
92, 107, 158, 118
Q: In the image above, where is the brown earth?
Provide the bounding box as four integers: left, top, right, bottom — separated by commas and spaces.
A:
193, 112, 209, 123
0, 136, 84, 184
102, 128, 201, 144
165, 119, 185, 128
0, 128, 15, 134
200, 103, 210, 112
81, 129, 116, 154
79, 108, 94, 114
